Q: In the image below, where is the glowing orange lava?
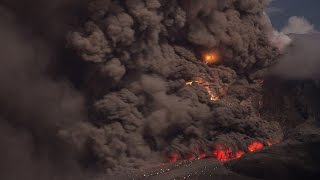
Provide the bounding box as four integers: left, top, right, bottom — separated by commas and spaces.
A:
235, 151, 245, 158
185, 78, 219, 101
167, 140, 278, 163
248, 141, 264, 152
212, 145, 245, 161
212, 145, 232, 161
203, 52, 219, 65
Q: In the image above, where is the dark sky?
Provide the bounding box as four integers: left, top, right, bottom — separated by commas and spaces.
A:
268, 0, 320, 30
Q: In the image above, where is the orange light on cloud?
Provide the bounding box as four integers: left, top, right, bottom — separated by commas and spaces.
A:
203, 52, 220, 65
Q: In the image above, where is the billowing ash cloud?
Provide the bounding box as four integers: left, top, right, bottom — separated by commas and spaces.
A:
282, 16, 316, 34
66, 0, 283, 173
271, 33, 320, 79
269, 15, 320, 80
0, 2, 95, 180
268, 16, 318, 52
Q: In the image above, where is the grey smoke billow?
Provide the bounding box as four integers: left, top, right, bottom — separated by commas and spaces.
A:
0, 2, 96, 180
66, 0, 283, 173
282, 16, 316, 35
0, 0, 288, 177
271, 33, 320, 79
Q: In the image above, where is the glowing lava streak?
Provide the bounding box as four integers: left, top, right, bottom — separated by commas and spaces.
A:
212, 141, 265, 161
212, 145, 245, 161
248, 141, 264, 152
203, 52, 219, 65
166, 140, 277, 163
185, 78, 219, 101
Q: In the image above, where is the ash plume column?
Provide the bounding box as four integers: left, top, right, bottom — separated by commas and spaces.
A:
67, 0, 283, 173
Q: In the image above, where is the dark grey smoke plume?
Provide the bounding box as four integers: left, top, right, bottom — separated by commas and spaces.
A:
0, 2, 95, 180
0, 0, 289, 177
67, 0, 283, 173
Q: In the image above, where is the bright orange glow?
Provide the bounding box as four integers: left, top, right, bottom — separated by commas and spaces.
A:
203, 52, 219, 65
248, 141, 264, 152
166, 140, 279, 164
185, 78, 220, 101
235, 151, 245, 158
212, 145, 245, 161
213, 145, 232, 161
